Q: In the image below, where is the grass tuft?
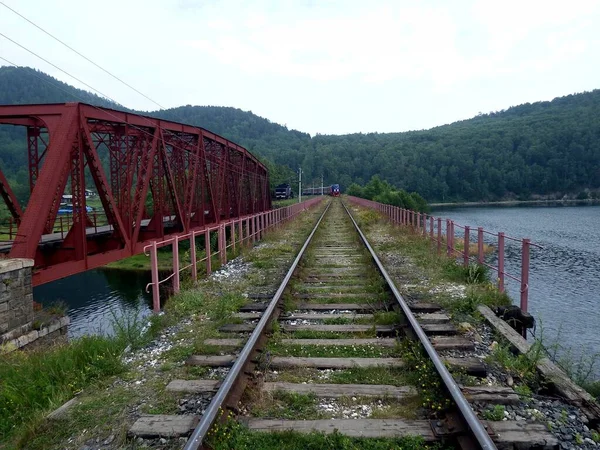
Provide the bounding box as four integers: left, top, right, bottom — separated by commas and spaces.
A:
0, 336, 125, 440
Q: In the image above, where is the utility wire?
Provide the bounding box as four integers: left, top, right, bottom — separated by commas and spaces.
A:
0, 32, 119, 105
0, 1, 167, 110
0, 55, 266, 181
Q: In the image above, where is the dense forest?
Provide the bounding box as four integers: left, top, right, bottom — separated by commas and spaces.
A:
1, 66, 600, 205
346, 176, 429, 213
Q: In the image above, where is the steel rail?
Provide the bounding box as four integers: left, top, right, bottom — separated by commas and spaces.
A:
183, 200, 331, 450
342, 201, 497, 450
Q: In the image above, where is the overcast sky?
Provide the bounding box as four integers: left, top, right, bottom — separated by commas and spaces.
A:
1, 0, 599, 135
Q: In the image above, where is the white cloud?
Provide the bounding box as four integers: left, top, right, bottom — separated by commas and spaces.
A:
0, 0, 599, 134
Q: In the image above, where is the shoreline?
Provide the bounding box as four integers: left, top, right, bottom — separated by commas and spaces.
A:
430, 198, 600, 208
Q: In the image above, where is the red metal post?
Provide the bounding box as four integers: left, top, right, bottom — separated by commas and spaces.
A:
446, 220, 452, 256
190, 231, 197, 282
520, 238, 530, 314
430, 216, 434, 240
437, 217, 442, 255
245, 218, 250, 246
478, 227, 484, 264
259, 213, 264, 239
498, 232, 505, 292
231, 221, 236, 254
450, 221, 455, 255
205, 229, 212, 275
150, 240, 160, 312
221, 224, 227, 264
463, 226, 470, 267
172, 235, 180, 294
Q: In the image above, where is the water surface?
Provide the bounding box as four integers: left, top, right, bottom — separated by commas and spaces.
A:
33, 269, 153, 338
434, 204, 600, 376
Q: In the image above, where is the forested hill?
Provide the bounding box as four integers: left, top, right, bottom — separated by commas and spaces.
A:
1, 66, 600, 202
146, 92, 600, 202
0, 67, 120, 108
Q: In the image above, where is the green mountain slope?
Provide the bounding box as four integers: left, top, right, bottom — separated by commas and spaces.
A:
1, 66, 599, 202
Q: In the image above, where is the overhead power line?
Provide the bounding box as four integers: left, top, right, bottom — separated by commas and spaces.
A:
0, 31, 119, 104
0, 55, 265, 181
0, 1, 167, 110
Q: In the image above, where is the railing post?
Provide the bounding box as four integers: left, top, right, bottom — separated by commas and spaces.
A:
256, 214, 260, 241
190, 231, 197, 282
520, 238, 530, 315
430, 216, 434, 240
251, 216, 255, 244
150, 240, 160, 312
478, 227, 484, 264
245, 218, 250, 246
221, 224, 227, 264
497, 232, 505, 292
423, 214, 427, 236
205, 229, 212, 275
437, 217, 442, 255
231, 221, 236, 254
450, 221, 455, 255
446, 219, 452, 256
463, 226, 470, 267
172, 235, 180, 293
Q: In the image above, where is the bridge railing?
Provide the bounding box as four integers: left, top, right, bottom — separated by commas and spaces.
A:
144, 196, 325, 311
0, 211, 113, 243
346, 196, 541, 325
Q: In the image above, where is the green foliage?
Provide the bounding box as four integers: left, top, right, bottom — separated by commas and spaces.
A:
267, 342, 398, 358
443, 285, 510, 323
542, 322, 600, 392
207, 418, 438, 450
442, 260, 488, 284
251, 392, 320, 420
0, 336, 125, 439
109, 307, 149, 350
513, 384, 533, 399
349, 176, 430, 213
485, 340, 544, 387
482, 404, 505, 421
399, 340, 451, 414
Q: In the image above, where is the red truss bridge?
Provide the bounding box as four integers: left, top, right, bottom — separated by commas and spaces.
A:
0, 103, 271, 285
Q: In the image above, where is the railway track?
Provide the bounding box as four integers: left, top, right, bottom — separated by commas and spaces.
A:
129, 199, 562, 449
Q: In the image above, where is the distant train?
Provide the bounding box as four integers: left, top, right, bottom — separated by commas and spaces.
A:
330, 184, 340, 197
274, 183, 293, 199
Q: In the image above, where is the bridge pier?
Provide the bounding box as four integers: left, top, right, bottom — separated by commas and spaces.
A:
0, 258, 69, 352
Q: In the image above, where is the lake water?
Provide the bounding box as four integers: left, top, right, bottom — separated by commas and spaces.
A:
33, 269, 153, 338
433, 204, 600, 378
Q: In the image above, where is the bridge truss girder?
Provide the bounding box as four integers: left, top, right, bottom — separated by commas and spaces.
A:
0, 103, 271, 285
